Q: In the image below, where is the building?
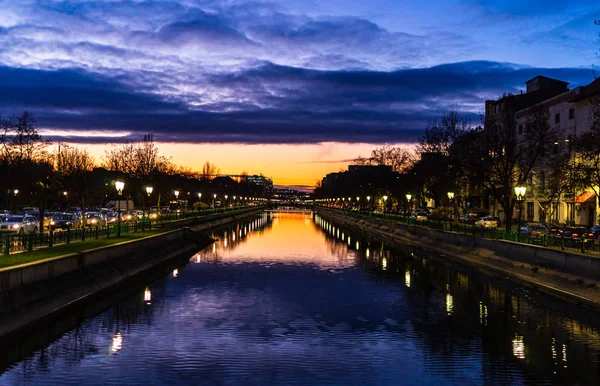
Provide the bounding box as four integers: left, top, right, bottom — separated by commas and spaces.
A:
514, 77, 600, 225
246, 174, 274, 196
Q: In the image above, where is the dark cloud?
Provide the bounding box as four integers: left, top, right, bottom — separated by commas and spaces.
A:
0, 61, 593, 144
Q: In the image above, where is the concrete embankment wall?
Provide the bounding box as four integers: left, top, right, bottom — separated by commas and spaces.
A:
0, 207, 264, 341
317, 208, 600, 282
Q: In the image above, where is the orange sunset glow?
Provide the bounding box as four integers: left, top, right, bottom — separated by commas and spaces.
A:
60, 142, 415, 188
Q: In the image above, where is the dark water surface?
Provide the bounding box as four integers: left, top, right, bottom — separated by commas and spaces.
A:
2, 212, 600, 385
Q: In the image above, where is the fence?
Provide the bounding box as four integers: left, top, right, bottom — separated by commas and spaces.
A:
0, 206, 255, 256
330, 207, 600, 256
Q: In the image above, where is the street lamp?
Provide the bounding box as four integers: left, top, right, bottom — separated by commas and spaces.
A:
115, 181, 125, 237
63, 191, 68, 208
13, 189, 18, 196
225, 194, 229, 207
514, 186, 527, 226
145, 186, 153, 217
405, 193, 412, 213
174, 190, 179, 199
213, 193, 217, 212
383, 195, 389, 215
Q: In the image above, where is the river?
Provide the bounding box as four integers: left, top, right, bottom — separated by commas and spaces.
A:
2, 211, 600, 385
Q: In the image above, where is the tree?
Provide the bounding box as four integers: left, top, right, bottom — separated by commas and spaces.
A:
58, 147, 95, 223
417, 111, 471, 209
0, 112, 54, 232
200, 161, 220, 180
455, 107, 558, 230
353, 145, 415, 173
418, 111, 470, 155
533, 143, 572, 224
103, 135, 170, 179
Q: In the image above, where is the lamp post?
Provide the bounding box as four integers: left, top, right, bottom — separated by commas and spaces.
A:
225, 194, 229, 207
447, 191, 455, 222
233, 195, 236, 207
383, 195, 388, 215
405, 193, 412, 215
63, 191, 68, 209
514, 186, 527, 227
213, 193, 217, 212
146, 186, 153, 217
11, 189, 19, 212
366, 195, 371, 212
115, 181, 124, 237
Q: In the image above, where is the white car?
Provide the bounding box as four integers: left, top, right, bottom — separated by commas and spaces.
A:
474, 216, 498, 228
0, 215, 39, 234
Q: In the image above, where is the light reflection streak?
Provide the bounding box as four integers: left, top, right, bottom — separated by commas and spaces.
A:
512, 335, 525, 359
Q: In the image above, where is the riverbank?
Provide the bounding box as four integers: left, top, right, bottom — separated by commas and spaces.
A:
317, 207, 600, 310
0, 207, 265, 343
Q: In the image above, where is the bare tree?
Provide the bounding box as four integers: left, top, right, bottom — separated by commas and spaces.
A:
200, 161, 220, 180
103, 135, 170, 178
58, 147, 95, 223
353, 145, 415, 173
455, 107, 558, 230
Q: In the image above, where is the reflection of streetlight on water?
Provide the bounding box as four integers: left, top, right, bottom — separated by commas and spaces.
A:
111, 331, 123, 353
144, 286, 152, 304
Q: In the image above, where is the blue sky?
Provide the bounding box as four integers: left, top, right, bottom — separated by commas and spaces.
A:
0, 0, 598, 144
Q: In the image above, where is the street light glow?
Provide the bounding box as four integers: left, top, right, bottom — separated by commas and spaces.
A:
174, 190, 179, 199
405, 194, 412, 201
146, 186, 153, 195
514, 186, 527, 199
115, 181, 124, 194
447, 192, 454, 200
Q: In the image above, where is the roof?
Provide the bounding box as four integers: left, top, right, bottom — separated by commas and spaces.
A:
524, 75, 570, 85
570, 77, 600, 102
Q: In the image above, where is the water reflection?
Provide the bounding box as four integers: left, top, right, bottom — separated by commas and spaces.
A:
3, 213, 600, 385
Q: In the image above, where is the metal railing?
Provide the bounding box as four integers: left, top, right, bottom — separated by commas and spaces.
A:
0, 205, 258, 256
325, 207, 600, 256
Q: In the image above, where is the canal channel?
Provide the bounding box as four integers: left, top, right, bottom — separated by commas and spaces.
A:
1, 211, 600, 385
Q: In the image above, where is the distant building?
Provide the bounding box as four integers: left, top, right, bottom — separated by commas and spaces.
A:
321, 172, 341, 189
246, 174, 273, 196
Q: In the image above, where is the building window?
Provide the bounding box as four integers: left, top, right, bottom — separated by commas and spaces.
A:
555, 113, 560, 124
527, 202, 534, 219
569, 108, 575, 120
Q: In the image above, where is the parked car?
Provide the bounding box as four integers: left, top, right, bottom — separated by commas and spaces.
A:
590, 225, 600, 240
20, 207, 39, 214
85, 212, 107, 227
412, 210, 429, 222
50, 213, 82, 230
28, 212, 52, 229
519, 223, 547, 236
0, 215, 39, 234
559, 227, 595, 243
475, 216, 498, 228
106, 212, 119, 224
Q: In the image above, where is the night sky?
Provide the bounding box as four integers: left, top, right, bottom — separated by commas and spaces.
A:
1, 0, 598, 185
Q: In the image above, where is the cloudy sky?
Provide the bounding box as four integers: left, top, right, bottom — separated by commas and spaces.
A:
0, 0, 599, 186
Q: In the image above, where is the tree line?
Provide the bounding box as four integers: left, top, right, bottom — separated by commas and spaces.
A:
315, 99, 600, 231
0, 112, 257, 234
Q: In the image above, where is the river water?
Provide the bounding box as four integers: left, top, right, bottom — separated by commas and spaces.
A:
2, 211, 600, 385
